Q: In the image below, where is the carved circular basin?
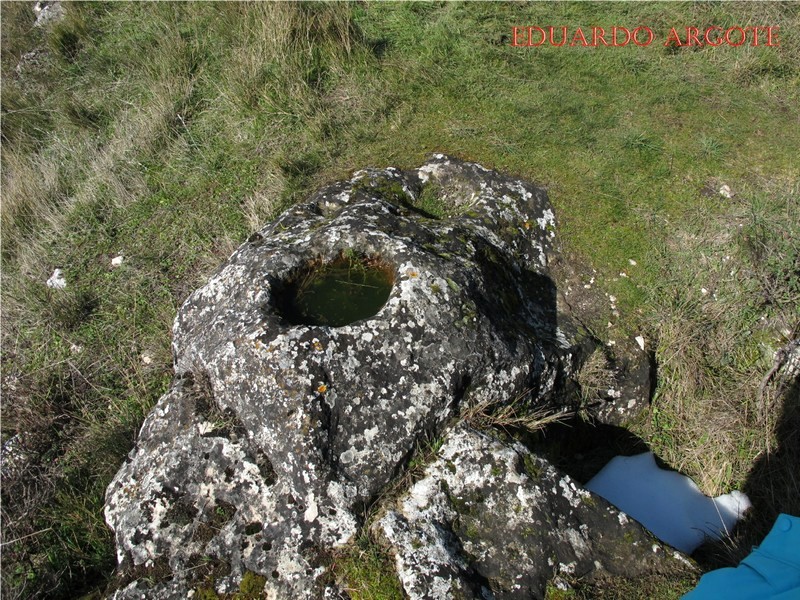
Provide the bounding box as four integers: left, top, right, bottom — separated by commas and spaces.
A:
279, 252, 395, 327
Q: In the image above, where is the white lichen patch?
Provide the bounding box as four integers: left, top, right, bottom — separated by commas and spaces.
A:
304, 492, 318, 522
536, 208, 556, 232
558, 561, 576, 575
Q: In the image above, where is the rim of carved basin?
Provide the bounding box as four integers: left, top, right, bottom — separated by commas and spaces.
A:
277, 252, 395, 327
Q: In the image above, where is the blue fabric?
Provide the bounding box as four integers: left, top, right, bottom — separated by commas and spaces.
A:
682, 514, 800, 599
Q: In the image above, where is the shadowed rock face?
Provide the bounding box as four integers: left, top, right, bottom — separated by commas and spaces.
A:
104, 155, 672, 599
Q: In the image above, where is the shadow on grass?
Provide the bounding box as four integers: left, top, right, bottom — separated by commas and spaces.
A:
695, 373, 800, 570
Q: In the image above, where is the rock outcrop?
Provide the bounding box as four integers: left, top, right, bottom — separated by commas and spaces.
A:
105, 156, 680, 599
378, 425, 691, 599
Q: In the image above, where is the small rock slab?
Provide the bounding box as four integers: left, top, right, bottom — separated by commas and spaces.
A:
377, 425, 694, 599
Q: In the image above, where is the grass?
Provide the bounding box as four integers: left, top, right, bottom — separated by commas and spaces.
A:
1, 1, 798, 598
638, 181, 799, 569
643, 185, 799, 493
463, 388, 574, 434
334, 533, 404, 600
548, 570, 700, 600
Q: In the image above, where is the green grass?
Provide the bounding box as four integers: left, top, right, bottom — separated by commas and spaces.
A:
334, 534, 404, 600
561, 570, 699, 600
1, 1, 798, 598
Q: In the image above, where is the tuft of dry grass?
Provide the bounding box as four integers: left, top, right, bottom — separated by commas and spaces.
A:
223, 1, 361, 119
241, 169, 286, 232
0, 148, 67, 272
576, 348, 615, 406
463, 396, 572, 435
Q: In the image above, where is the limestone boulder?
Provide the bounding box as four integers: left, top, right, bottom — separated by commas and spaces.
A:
105, 155, 587, 598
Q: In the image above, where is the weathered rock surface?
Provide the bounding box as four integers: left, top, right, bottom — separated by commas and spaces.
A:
552, 258, 655, 427
377, 425, 692, 599
104, 155, 672, 598
105, 155, 586, 598
584, 339, 654, 427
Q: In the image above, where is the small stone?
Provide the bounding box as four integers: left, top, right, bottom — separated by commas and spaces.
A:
628, 259, 637, 266
701, 288, 709, 296
46, 269, 66, 289
14, 50, 41, 74
33, 1, 65, 27
111, 255, 124, 268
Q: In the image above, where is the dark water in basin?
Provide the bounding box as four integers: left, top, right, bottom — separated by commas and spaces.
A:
283, 256, 394, 327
